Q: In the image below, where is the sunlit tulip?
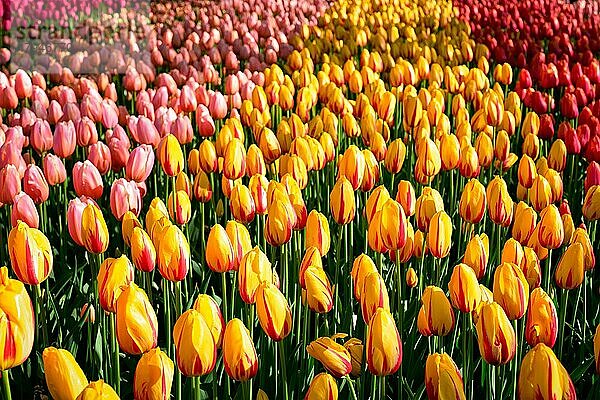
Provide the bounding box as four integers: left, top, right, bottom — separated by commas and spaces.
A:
459, 179, 486, 224
512, 202, 537, 245
448, 264, 481, 313
555, 242, 585, 290
366, 308, 402, 376
206, 224, 234, 273
173, 309, 216, 377
304, 373, 338, 400
157, 134, 184, 177
11, 192, 39, 228
126, 144, 154, 182
223, 138, 247, 180
0, 266, 34, 371
97, 256, 134, 313
486, 176, 514, 227
518, 155, 537, 189
115, 283, 158, 354
415, 187, 444, 232
538, 205, 564, 249
230, 184, 256, 224
501, 239, 525, 267
43, 347, 88, 400
157, 225, 190, 282
134, 348, 174, 400
525, 288, 558, 347
493, 262, 529, 320
380, 200, 407, 251
226, 221, 252, 270
307, 336, 352, 378
43, 153, 67, 186
81, 204, 109, 254
110, 178, 141, 221
130, 227, 156, 273
582, 185, 600, 220
73, 160, 104, 199
223, 319, 258, 381
264, 201, 294, 247
193, 294, 225, 349
360, 272, 390, 324
530, 175, 552, 212
366, 185, 391, 223
256, 282, 292, 341
167, 190, 192, 225
330, 177, 355, 225
425, 353, 466, 400
238, 247, 272, 304
418, 286, 455, 336
8, 221, 53, 285
427, 211, 452, 258
76, 380, 119, 400
305, 266, 334, 313
343, 338, 363, 378
338, 145, 365, 190
475, 302, 516, 365
305, 210, 331, 256
518, 344, 576, 400
396, 180, 416, 217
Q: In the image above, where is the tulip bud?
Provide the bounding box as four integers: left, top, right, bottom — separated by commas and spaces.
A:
73, 161, 104, 199
307, 336, 352, 378
459, 179, 487, 224
366, 308, 402, 376
97, 255, 134, 313
427, 211, 452, 258
134, 348, 174, 400
338, 145, 365, 190
425, 353, 466, 400
43, 347, 88, 400
415, 187, 445, 232
380, 200, 407, 251
193, 294, 224, 349
305, 210, 331, 256
486, 176, 514, 227
530, 175, 552, 212
167, 190, 192, 225
115, 283, 158, 354
463, 234, 489, 280
538, 205, 564, 249
406, 267, 418, 288
396, 180, 416, 217
206, 224, 234, 273
256, 282, 292, 341
555, 242, 585, 290
343, 338, 363, 378
384, 139, 406, 174
525, 288, 558, 347
475, 302, 516, 365
81, 204, 109, 254
518, 155, 537, 189
110, 178, 141, 221
518, 344, 576, 399
126, 144, 155, 182
304, 373, 338, 400
305, 266, 334, 313
360, 272, 390, 324
130, 227, 156, 273
448, 264, 481, 313
493, 262, 529, 320
418, 286, 455, 336
330, 177, 355, 225
173, 309, 217, 377
223, 319, 258, 381
8, 221, 53, 285
366, 186, 391, 223
512, 202, 537, 245
75, 380, 119, 400
43, 154, 67, 186
157, 134, 184, 177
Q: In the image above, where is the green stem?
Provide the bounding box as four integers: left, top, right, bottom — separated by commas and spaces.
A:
174, 282, 182, 400
279, 341, 289, 400
221, 273, 229, 322
34, 284, 49, 347
163, 281, 172, 358
2, 370, 11, 400
111, 313, 120, 395
344, 376, 359, 400
558, 290, 569, 360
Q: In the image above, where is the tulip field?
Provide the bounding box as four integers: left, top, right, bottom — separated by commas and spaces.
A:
1, 0, 600, 398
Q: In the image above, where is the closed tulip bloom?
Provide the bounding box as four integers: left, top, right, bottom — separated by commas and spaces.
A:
463, 233, 489, 280
226, 221, 252, 271
493, 262, 529, 320
157, 134, 184, 177
501, 238, 525, 267
572, 227, 595, 271
343, 338, 363, 378
406, 267, 418, 288
167, 190, 192, 225
110, 178, 141, 221
249, 174, 268, 215
448, 264, 481, 313
555, 242, 585, 290
97, 256, 134, 313
415, 138, 442, 181
265, 201, 294, 247
43, 347, 88, 400
81, 204, 109, 254
230, 184, 256, 224
223, 319, 258, 381
415, 187, 444, 232
351, 254, 378, 301
548, 140, 567, 172
43, 153, 67, 185
366, 185, 391, 223
223, 138, 247, 180
304, 373, 338, 400
307, 336, 352, 378
158, 225, 190, 282
256, 282, 292, 341
67, 197, 96, 246
486, 176, 514, 227
305, 266, 334, 313
115, 283, 158, 354
23, 164, 49, 204
0, 266, 34, 371
198, 140, 218, 173
126, 144, 154, 182
518, 344, 576, 400
305, 210, 331, 256
512, 202, 537, 244
193, 171, 213, 203
459, 179, 487, 224
8, 221, 53, 285
330, 177, 355, 225
403, 94, 423, 131
0, 165, 21, 205
368, 210, 387, 254
538, 205, 564, 249
11, 192, 39, 228
31, 119, 53, 154
360, 272, 390, 324
73, 161, 104, 199
299, 247, 323, 289
75, 380, 119, 400
338, 145, 365, 190
522, 247, 542, 289
425, 353, 466, 400
366, 308, 402, 376
582, 185, 600, 221
380, 200, 407, 251
428, 211, 452, 258
238, 247, 272, 304
193, 294, 225, 348
518, 154, 537, 189
440, 134, 461, 171
475, 302, 516, 365
525, 288, 558, 347
53, 121, 76, 158
206, 224, 234, 273
458, 144, 481, 179
530, 175, 552, 212
418, 286, 455, 336
130, 227, 156, 272
121, 210, 141, 246
173, 309, 217, 377
134, 348, 174, 400
396, 180, 416, 216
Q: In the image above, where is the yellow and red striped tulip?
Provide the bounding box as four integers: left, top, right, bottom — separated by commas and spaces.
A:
157, 225, 190, 282
133, 348, 174, 400
307, 336, 352, 378
305, 266, 334, 313
427, 210, 452, 258
459, 179, 487, 224
206, 224, 234, 273
256, 281, 292, 341
555, 242, 585, 290
475, 302, 516, 365
97, 255, 134, 313
304, 372, 338, 400
157, 134, 184, 177
425, 352, 466, 400
538, 204, 564, 249
223, 319, 258, 381
115, 283, 158, 355
525, 287, 558, 347
448, 263, 481, 313
130, 227, 156, 272
8, 221, 53, 285
193, 294, 224, 348
43, 347, 88, 400
518, 344, 576, 400
380, 199, 407, 251
76, 380, 119, 400
360, 271, 390, 324
226, 220, 252, 270
81, 203, 109, 254
330, 177, 355, 225
305, 210, 331, 256
238, 247, 273, 304
486, 176, 514, 227
366, 308, 402, 376
418, 286, 455, 337
493, 262, 529, 320
173, 309, 217, 377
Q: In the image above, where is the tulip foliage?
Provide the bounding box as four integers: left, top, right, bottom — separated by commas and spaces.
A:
0, 0, 599, 398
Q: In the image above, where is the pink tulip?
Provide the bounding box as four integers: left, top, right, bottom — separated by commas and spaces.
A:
23, 164, 49, 204
126, 144, 155, 182
101, 99, 118, 129
110, 178, 142, 220
172, 115, 194, 145
109, 137, 130, 172
179, 85, 197, 113
0, 164, 21, 204
196, 104, 215, 137
53, 121, 76, 158
209, 91, 228, 119
14, 70, 32, 99
88, 142, 112, 175
11, 192, 39, 228
48, 100, 64, 124
62, 102, 81, 123
76, 116, 98, 147
42, 153, 67, 186
130, 115, 160, 147
67, 196, 97, 246
30, 118, 53, 154
80, 94, 103, 123
73, 160, 103, 199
